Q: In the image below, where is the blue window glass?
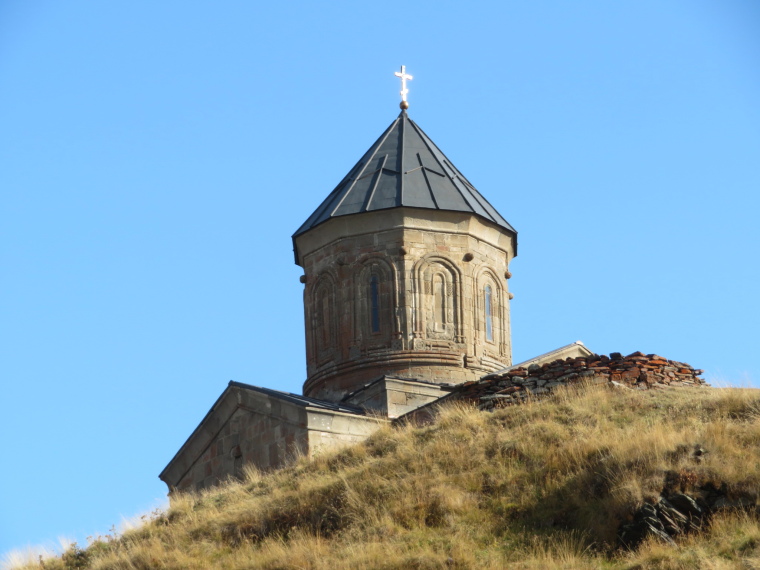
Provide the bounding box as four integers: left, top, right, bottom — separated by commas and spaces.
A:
485, 285, 493, 342
370, 275, 380, 333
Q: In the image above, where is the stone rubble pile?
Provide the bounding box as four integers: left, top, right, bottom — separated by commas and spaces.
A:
457, 352, 706, 410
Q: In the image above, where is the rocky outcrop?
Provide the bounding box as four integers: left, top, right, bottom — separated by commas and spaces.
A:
455, 352, 706, 411
618, 479, 757, 549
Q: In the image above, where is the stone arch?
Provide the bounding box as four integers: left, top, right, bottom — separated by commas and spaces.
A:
354, 254, 398, 346
307, 271, 339, 364
474, 266, 507, 355
412, 255, 463, 343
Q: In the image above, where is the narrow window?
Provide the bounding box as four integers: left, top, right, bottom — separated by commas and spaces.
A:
434, 274, 445, 330
370, 275, 380, 333
485, 284, 493, 342
319, 288, 330, 348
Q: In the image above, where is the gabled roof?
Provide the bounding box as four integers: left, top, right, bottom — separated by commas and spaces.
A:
293, 111, 516, 253
485, 341, 594, 378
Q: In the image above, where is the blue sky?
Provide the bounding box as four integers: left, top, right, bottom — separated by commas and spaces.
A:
2, 0, 759, 560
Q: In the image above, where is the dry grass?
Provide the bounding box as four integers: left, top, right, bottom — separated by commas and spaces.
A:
16, 384, 760, 569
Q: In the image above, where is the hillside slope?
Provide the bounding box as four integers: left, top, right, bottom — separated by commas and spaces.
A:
23, 384, 760, 569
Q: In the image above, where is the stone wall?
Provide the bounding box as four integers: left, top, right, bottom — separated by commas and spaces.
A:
401, 352, 706, 421
159, 382, 385, 493
343, 376, 453, 419
295, 208, 516, 402
176, 403, 309, 493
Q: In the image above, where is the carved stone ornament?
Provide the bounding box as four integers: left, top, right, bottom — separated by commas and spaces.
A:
426, 322, 455, 341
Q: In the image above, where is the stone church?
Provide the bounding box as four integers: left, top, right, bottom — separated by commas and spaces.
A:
159, 75, 591, 493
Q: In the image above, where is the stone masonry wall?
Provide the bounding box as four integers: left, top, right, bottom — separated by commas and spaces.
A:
160, 383, 388, 494
295, 208, 515, 402
174, 402, 309, 493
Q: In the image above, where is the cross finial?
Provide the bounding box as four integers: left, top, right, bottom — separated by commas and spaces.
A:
394, 65, 413, 110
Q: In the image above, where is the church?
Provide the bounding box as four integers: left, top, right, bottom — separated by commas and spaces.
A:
159, 68, 591, 493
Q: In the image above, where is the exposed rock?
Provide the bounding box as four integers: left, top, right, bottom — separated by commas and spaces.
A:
619, 503, 676, 548
618, 483, 756, 550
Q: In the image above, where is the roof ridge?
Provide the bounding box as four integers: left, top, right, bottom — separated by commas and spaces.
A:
408, 118, 514, 232
398, 111, 407, 206
407, 118, 477, 214
328, 115, 401, 219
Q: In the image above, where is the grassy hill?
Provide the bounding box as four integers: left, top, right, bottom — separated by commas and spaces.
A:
19, 383, 760, 569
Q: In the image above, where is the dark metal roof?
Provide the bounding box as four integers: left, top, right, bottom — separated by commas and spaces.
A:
228, 381, 366, 415
293, 111, 516, 255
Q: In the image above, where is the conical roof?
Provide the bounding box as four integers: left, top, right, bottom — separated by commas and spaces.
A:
293, 111, 516, 256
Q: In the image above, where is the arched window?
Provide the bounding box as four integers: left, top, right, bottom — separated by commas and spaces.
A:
485, 284, 493, 342
311, 275, 338, 362
370, 275, 380, 333
417, 258, 460, 342
357, 259, 394, 343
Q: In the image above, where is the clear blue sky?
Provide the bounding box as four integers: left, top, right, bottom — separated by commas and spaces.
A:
2, 0, 759, 560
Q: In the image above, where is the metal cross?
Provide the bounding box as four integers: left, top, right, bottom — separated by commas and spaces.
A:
394, 65, 413, 103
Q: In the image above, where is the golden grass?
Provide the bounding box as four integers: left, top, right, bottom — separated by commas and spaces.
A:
17, 384, 760, 570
